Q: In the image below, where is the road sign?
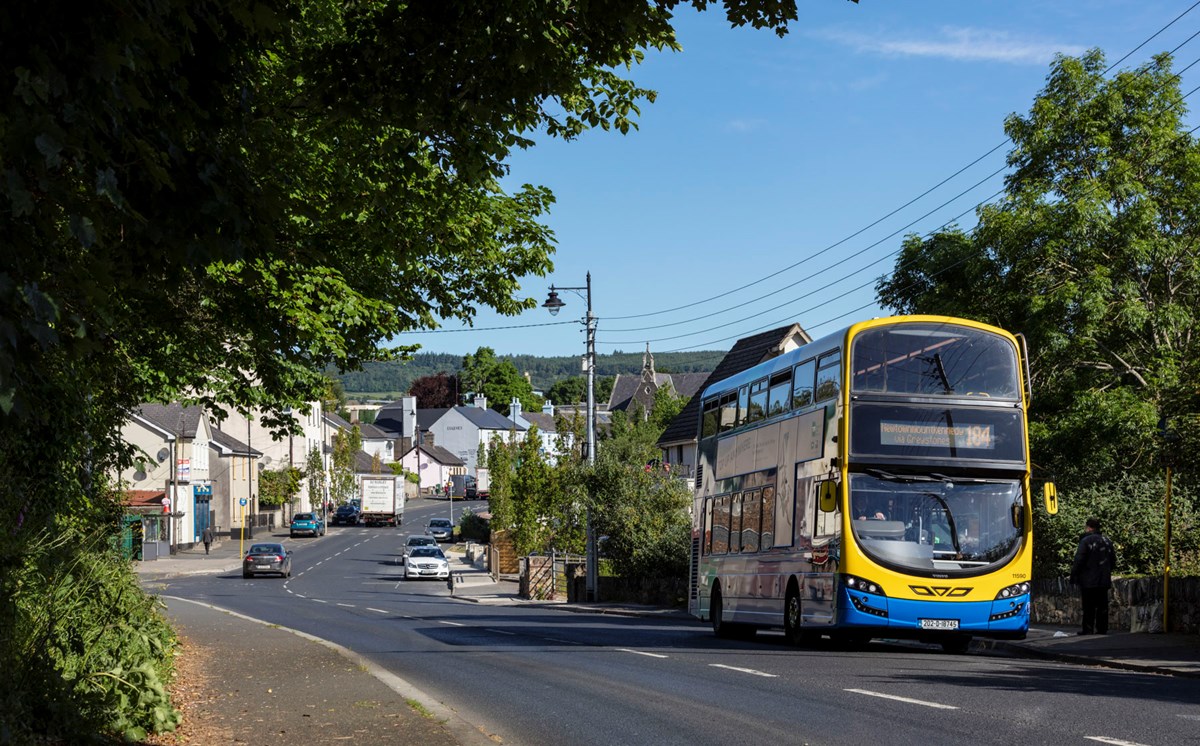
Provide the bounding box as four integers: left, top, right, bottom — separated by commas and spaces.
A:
239, 497, 247, 506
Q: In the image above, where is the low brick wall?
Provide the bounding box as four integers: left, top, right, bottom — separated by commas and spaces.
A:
1033, 576, 1200, 634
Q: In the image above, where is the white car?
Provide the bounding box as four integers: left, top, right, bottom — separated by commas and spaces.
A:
404, 546, 449, 580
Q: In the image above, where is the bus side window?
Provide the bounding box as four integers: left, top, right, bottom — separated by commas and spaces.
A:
719, 391, 738, 432
729, 494, 743, 553
742, 489, 761, 553
815, 352, 841, 403
737, 385, 749, 427
767, 370, 792, 417
791, 359, 815, 409
701, 397, 720, 439
747, 379, 768, 423
703, 498, 714, 555
713, 496, 730, 554
761, 485, 776, 548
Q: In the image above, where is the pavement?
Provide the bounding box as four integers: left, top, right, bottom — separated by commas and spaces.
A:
135, 533, 1200, 742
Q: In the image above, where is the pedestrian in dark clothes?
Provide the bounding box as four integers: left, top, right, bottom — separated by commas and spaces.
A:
1070, 517, 1117, 634
201, 525, 214, 556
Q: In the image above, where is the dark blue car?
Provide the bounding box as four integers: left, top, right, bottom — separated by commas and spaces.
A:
331, 503, 360, 526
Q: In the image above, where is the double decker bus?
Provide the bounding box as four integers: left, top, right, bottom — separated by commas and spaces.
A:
689, 316, 1058, 652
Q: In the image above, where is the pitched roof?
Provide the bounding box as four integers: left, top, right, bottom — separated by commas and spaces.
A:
607, 372, 712, 412
374, 405, 523, 436
520, 411, 558, 433
135, 402, 206, 438
657, 324, 811, 447
402, 443, 464, 466
210, 428, 261, 456
122, 489, 166, 508
357, 422, 391, 439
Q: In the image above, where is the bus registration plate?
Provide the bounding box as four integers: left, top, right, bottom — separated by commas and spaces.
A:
919, 618, 959, 630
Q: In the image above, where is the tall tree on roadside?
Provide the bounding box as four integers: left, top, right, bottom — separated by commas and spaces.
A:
876, 50, 1200, 488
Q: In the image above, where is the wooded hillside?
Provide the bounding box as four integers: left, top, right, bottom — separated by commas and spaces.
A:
337, 350, 726, 397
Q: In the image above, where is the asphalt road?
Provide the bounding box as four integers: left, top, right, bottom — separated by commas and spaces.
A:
150, 498, 1200, 746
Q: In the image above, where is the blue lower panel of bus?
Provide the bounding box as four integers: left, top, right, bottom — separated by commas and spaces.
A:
840, 588, 1029, 637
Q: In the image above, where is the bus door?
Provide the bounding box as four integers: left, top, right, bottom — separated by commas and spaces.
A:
800, 476, 838, 627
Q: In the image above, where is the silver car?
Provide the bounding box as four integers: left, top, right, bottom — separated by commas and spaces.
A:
426, 518, 453, 542
401, 534, 438, 563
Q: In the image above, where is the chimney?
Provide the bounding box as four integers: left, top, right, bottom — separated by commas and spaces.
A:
542, 401, 554, 416
473, 394, 487, 410
510, 397, 522, 422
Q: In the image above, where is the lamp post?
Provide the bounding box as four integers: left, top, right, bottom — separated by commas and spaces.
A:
543, 272, 598, 602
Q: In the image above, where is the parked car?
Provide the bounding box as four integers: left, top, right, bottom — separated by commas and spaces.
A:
243, 543, 292, 578
331, 503, 361, 526
401, 534, 438, 563
426, 518, 454, 542
403, 546, 449, 580
290, 512, 325, 538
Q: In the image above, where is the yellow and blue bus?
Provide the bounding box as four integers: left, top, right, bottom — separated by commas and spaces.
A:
689, 316, 1057, 652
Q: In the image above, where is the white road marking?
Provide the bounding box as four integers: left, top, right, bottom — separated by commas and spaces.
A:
1178, 714, 1200, 721
618, 648, 668, 659
312, 599, 328, 604
845, 689, 957, 709
710, 664, 777, 678
439, 620, 465, 627
1086, 738, 1154, 746
367, 608, 388, 614
486, 629, 516, 635
295, 594, 306, 599
337, 603, 355, 608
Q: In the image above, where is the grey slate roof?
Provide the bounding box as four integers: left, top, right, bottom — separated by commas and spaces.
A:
374, 404, 524, 436
403, 443, 464, 466
210, 428, 261, 456
520, 412, 558, 433
657, 325, 809, 447
135, 402, 205, 438
607, 372, 711, 411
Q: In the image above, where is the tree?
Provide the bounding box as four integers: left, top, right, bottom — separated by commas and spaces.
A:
546, 377, 586, 407
0, 0, 837, 738
408, 372, 462, 408
330, 427, 363, 506
461, 347, 542, 415
876, 50, 1200, 489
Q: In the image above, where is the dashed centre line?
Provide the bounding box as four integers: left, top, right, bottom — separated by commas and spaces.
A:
1085, 738, 1154, 746
710, 664, 777, 678
618, 648, 669, 659
845, 689, 957, 710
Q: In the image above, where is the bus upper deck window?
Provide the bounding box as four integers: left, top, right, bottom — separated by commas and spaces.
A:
815, 352, 841, 403
767, 370, 792, 417
791, 359, 815, 408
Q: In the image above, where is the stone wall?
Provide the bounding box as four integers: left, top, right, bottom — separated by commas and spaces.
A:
1032, 576, 1200, 634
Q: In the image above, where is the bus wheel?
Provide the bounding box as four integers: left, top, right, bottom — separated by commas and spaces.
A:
711, 587, 732, 638
784, 586, 804, 646
711, 587, 755, 640
941, 635, 971, 654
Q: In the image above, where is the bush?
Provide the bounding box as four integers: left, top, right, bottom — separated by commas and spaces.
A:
1033, 474, 1200, 579
458, 509, 491, 543
0, 527, 181, 742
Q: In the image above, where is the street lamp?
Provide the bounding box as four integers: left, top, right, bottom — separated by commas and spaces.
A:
543, 272, 598, 602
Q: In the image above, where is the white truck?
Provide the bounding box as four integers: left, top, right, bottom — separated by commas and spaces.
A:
359, 476, 404, 527
467, 468, 490, 500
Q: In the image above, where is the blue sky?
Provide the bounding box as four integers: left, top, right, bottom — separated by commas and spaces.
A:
397, 1, 1200, 359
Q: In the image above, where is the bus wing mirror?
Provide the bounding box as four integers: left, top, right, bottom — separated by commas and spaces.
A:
1010, 502, 1024, 531
819, 481, 838, 513
1043, 482, 1058, 515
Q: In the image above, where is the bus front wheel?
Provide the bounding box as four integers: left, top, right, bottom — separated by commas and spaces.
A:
784, 586, 804, 645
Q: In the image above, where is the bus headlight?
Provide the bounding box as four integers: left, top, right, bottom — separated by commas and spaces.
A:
844, 574, 886, 596
994, 581, 1030, 599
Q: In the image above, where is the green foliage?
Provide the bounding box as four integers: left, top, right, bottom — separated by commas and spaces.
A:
306, 448, 328, 508
1, 528, 180, 742
875, 49, 1200, 574
339, 349, 705, 399
458, 509, 492, 543
1034, 475, 1200, 579
258, 466, 304, 508
330, 426, 363, 504
460, 347, 543, 415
